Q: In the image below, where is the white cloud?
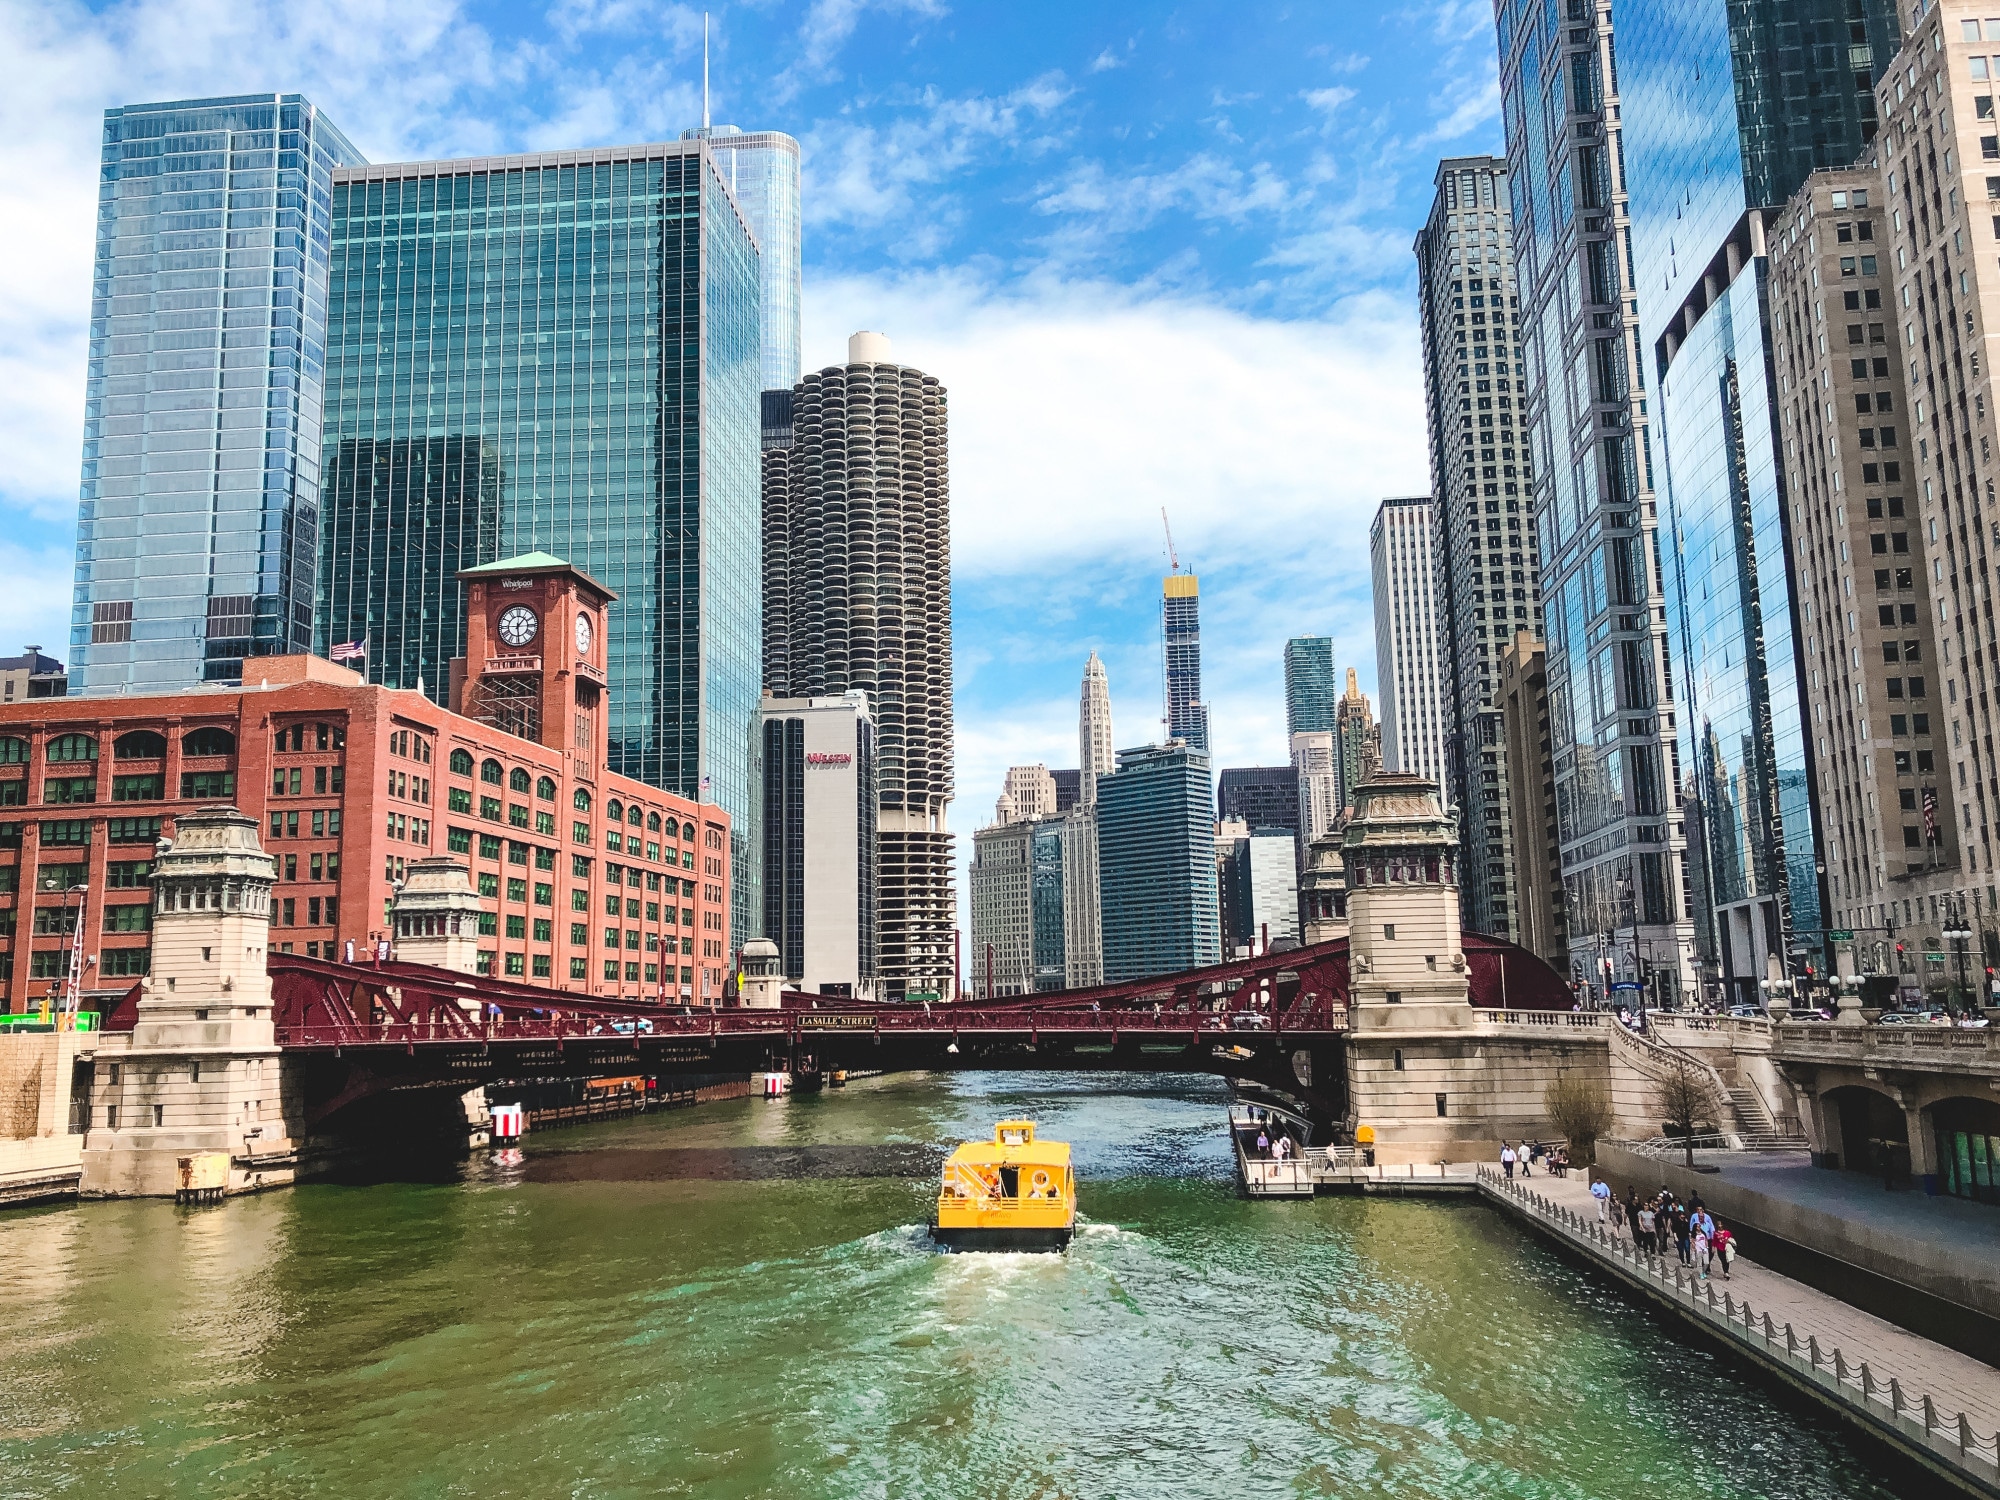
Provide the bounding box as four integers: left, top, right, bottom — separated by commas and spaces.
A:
801, 73, 1073, 243
1088, 46, 1125, 73
773, 0, 948, 101
1302, 84, 1357, 115
803, 268, 1429, 583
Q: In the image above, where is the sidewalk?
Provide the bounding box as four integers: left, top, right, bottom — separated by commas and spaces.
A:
1522, 1167, 2000, 1440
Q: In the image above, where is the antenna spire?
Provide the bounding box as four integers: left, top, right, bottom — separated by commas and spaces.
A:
702, 12, 711, 131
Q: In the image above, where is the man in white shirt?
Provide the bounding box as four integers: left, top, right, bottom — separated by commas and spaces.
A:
1500, 1143, 1517, 1180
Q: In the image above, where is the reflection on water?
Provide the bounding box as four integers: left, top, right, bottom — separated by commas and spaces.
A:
0, 1072, 1918, 1498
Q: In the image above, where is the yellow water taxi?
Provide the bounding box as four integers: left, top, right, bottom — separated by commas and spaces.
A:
930, 1120, 1076, 1252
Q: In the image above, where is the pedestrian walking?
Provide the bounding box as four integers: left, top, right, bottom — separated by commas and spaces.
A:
1713, 1224, 1736, 1279
1674, 1210, 1693, 1267
1500, 1143, 1517, 1180
1519, 1142, 1534, 1177
1256, 1127, 1270, 1158
1610, 1196, 1626, 1236
1693, 1228, 1712, 1280
1590, 1176, 1612, 1222
1636, 1203, 1657, 1255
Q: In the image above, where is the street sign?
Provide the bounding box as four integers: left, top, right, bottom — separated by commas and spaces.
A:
1925, 951, 1946, 963
1610, 981, 1643, 992
1829, 929, 1855, 942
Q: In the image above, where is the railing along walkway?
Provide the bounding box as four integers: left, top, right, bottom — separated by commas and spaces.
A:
1479, 1166, 2000, 1495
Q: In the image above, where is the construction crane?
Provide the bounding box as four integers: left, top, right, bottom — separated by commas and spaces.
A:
1161, 507, 1183, 573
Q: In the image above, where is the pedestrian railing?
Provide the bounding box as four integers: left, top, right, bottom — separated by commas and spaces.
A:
1477, 1167, 2000, 1489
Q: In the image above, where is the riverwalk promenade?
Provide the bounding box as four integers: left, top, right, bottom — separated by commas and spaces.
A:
1479, 1165, 2000, 1496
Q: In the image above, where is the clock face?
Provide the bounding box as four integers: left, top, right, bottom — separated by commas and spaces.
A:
575, 611, 594, 655
497, 605, 539, 648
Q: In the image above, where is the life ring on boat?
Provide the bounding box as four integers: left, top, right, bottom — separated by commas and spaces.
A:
1028, 1169, 1053, 1198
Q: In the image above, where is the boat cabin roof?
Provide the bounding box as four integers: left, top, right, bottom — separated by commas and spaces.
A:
944, 1120, 1071, 1168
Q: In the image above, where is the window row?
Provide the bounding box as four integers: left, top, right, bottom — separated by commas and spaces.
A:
0, 727, 236, 765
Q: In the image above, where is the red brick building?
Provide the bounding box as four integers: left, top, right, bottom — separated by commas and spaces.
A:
0, 555, 729, 1012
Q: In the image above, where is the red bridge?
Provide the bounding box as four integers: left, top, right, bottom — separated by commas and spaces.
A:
99, 932, 1569, 1133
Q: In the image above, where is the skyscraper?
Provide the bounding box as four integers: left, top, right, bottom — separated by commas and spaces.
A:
761, 332, 955, 1000
1079, 650, 1114, 804
1335, 669, 1381, 811
1096, 742, 1221, 981
760, 689, 877, 999
1769, 152, 1967, 987
1615, 0, 1898, 995
316, 140, 765, 945
1414, 155, 1543, 942
1497, 0, 1696, 994
680, 126, 802, 395
71, 94, 364, 692
1163, 573, 1209, 751
1291, 730, 1340, 852
1283, 636, 1336, 738
1216, 765, 1300, 838
1370, 497, 1447, 784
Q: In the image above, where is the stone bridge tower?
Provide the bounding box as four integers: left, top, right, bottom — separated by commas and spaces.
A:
392, 857, 484, 975
1343, 774, 1468, 1030
80, 806, 297, 1197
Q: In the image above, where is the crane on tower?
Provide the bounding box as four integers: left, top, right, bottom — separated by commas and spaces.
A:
1161, 508, 1184, 573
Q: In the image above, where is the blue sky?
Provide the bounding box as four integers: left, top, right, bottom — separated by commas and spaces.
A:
0, 0, 1504, 901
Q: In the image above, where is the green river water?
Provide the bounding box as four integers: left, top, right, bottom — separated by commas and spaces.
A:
0, 1071, 1922, 1498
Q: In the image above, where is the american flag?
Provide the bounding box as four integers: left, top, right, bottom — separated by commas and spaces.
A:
330, 638, 367, 664
1924, 786, 1938, 843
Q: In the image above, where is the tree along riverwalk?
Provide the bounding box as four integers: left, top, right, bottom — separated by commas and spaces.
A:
1478, 1165, 2000, 1498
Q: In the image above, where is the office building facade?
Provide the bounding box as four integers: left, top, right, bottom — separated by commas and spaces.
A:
1, 557, 728, 1013
1871, 0, 2000, 985
1079, 650, 1114, 803
681, 127, 802, 394
1335, 669, 1382, 811
1217, 766, 1299, 840
1097, 743, 1220, 981
761, 332, 955, 1000
71, 94, 364, 692
1291, 730, 1341, 853
760, 690, 877, 999
1616, 0, 1899, 996
1497, 630, 1568, 969
1283, 636, 1337, 738
1769, 159, 1963, 990
1496, 0, 1696, 993
1221, 828, 1301, 954
1369, 496, 1447, 783
1163, 574, 1210, 752
1414, 155, 1543, 941
316, 140, 764, 948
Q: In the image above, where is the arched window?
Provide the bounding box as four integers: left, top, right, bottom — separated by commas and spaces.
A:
46, 734, 98, 763
664, 817, 679, 839
607, 798, 623, 822
114, 731, 167, 760
480, 758, 503, 785
628, 803, 643, 826
450, 748, 474, 776
509, 767, 531, 793
181, 728, 235, 758
573, 788, 591, 812
0, 738, 25, 765
536, 776, 557, 801
647, 812, 661, 832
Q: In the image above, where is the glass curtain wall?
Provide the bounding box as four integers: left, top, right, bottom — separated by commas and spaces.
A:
73, 94, 363, 690
320, 144, 763, 942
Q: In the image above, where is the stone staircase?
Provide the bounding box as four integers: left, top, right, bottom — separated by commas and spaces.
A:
1726, 1085, 1808, 1151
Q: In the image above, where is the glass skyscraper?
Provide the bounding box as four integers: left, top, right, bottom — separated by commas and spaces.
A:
1616, 0, 1898, 998
1283, 636, 1336, 738
1096, 742, 1221, 982
1163, 574, 1209, 752
71, 94, 363, 691
683, 127, 801, 394
1497, 0, 1696, 999
317, 142, 764, 942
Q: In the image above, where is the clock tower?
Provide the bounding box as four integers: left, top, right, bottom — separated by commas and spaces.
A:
454, 552, 615, 779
